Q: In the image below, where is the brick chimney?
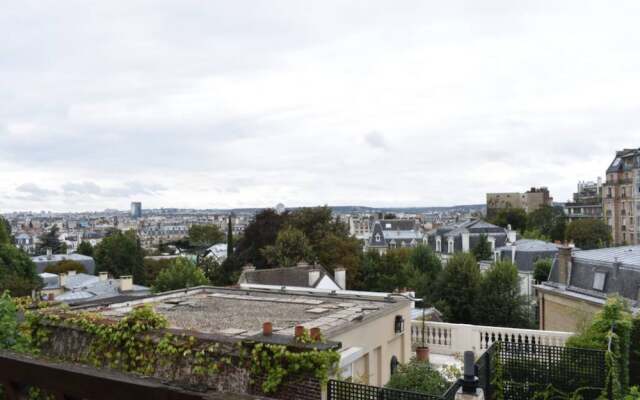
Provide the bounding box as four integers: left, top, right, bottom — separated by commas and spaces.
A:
119, 275, 133, 292
557, 245, 573, 285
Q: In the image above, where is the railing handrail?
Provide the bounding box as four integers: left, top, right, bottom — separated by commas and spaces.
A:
411, 320, 573, 337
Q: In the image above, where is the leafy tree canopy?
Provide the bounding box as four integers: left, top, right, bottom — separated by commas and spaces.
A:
0, 217, 11, 245
358, 249, 411, 293
36, 225, 63, 255
565, 219, 612, 250
406, 245, 442, 304
472, 234, 493, 261
433, 252, 481, 324
94, 230, 145, 283
491, 208, 528, 231
0, 244, 41, 296
261, 227, 311, 267
44, 259, 86, 274
235, 209, 288, 268
188, 224, 225, 249
141, 257, 175, 287
527, 205, 566, 242
76, 241, 94, 257
477, 261, 530, 328
152, 257, 209, 292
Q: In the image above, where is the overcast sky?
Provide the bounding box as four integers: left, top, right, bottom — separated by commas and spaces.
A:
2, 1, 639, 212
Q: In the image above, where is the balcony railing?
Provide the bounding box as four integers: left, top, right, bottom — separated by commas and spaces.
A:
411, 321, 573, 356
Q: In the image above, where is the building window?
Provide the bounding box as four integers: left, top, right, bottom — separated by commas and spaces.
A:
436, 238, 441, 252
375, 234, 381, 242
593, 272, 607, 291
390, 356, 399, 375
448, 239, 454, 254
394, 315, 404, 334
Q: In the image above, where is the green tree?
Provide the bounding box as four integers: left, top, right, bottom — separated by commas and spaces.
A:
565, 219, 612, 250
0, 292, 28, 351
472, 234, 493, 261
0, 217, 11, 245
227, 215, 233, 258
188, 224, 225, 249
433, 252, 481, 324
313, 233, 362, 285
491, 208, 527, 231
36, 225, 63, 255
406, 245, 442, 304
152, 258, 209, 292
385, 359, 450, 395
94, 230, 145, 282
521, 229, 550, 242
527, 205, 566, 242
0, 244, 41, 296
533, 258, 552, 283
477, 261, 529, 327
358, 249, 411, 293
44, 259, 86, 274
235, 209, 288, 268
141, 257, 174, 286
262, 227, 312, 267
76, 241, 94, 257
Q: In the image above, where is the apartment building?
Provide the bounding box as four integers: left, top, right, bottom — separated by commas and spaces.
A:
565, 179, 603, 223
486, 187, 553, 219
603, 149, 640, 245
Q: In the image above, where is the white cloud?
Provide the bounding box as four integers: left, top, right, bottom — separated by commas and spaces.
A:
1, 0, 639, 211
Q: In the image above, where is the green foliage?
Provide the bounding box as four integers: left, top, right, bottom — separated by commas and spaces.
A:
94, 230, 145, 282
261, 227, 312, 267
358, 249, 411, 293
0, 244, 41, 296
533, 258, 553, 283
43, 259, 86, 274
152, 258, 209, 292
313, 233, 362, 289
405, 245, 442, 304
35, 225, 64, 255
235, 209, 288, 268
0, 291, 25, 351
472, 234, 493, 261
624, 387, 640, 400
205, 254, 243, 286
491, 208, 528, 231
527, 205, 566, 242
0, 216, 11, 245
385, 359, 450, 395
565, 219, 612, 250
566, 296, 632, 393
141, 257, 174, 286
433, 252, 481, 323
76, 241, 94, 257
522, 229, 551, 242
631, 317, 640, 386
188, 224, 225, 249
477, 261, 530, 328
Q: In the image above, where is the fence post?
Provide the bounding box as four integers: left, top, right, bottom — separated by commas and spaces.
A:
485, 347, 491, 399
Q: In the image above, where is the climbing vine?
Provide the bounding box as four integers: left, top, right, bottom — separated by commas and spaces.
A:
249, 342, 340, 393
20, 304, 340, 395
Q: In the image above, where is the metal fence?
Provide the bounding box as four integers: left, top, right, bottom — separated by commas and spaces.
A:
495, 341, 607, 400
327, 380, 446, 400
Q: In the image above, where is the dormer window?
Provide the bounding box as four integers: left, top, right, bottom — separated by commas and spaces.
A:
375, 234, 381, 242
593, 272, 607, 291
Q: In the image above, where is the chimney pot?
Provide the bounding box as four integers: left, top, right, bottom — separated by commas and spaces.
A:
119, 275, 133, 292
99, 272, 108, 281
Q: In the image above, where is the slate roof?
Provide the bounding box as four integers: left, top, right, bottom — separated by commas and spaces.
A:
238, 264, 336, 288
606, 148, 640, 173
496, 239, 560, 253
573, 245, 640, 269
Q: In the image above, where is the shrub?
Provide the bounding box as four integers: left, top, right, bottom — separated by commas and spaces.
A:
152, 258, 209, 292
385, 359, 450, 395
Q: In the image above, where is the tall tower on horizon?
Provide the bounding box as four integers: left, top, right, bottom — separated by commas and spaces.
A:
130, 202, 142, 219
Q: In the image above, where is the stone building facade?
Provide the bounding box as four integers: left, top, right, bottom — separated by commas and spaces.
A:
603, 148, 640, 245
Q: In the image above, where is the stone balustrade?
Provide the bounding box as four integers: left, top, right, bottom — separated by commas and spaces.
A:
411, 320, 573, 356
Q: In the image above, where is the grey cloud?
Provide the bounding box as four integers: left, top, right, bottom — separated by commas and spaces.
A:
364, 131, 388, 150
16, 183, 57, 197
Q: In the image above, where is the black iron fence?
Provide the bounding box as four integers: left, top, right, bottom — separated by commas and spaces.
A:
492, 341, 607, 400
327, 380, 445, 400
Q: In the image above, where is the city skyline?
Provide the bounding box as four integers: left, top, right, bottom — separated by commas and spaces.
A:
3, 1, 640, 212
